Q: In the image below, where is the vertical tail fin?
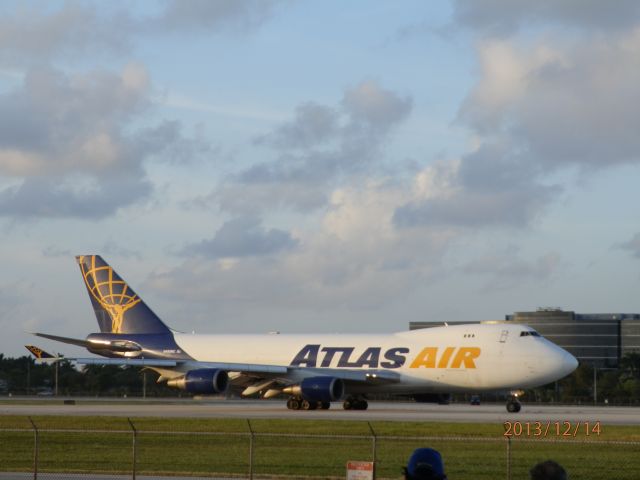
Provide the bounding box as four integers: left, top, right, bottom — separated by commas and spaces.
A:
76, 255, 171, 335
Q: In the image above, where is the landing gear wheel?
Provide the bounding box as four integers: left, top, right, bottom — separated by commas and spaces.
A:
318, 401, 330, 410
287, 397, 301, 410
506, 401, 521, 413
343, 396, 368, 410
301, 399, 317, 410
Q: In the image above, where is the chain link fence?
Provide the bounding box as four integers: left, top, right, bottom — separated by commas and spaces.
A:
1, 418, 639, 479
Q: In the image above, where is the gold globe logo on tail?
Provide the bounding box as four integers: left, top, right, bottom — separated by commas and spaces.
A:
78, 255, 141, 334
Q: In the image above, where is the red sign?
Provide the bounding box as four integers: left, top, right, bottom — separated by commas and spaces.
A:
346, 461, 374, 480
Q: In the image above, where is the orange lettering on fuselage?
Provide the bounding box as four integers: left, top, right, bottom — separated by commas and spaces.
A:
437, 346, 455, 368
409, 347, 481, 369
409, 347, 438, 368
450, 347, 481, 368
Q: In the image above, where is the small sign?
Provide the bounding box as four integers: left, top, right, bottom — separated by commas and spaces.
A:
346, 460, 374, 480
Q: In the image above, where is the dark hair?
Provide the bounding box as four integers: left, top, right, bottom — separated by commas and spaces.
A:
530, 460, 567, 480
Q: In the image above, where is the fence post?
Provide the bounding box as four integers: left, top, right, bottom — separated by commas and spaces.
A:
506, 436, 511, 480
28, 417, 38, 480
367, 422, 377, 479
127, 417, 137, 480
246, 419, 254, 480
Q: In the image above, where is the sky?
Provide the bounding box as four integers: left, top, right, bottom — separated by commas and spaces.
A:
1, 0, 640, 358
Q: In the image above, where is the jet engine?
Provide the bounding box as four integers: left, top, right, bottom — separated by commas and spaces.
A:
166, 368, 229, 394
283, 376, 344, 402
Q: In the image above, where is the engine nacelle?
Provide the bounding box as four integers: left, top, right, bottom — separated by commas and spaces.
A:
166, 368, 229, 394
297, 376, 344, 402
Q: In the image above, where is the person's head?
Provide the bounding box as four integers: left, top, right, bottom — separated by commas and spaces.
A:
530, 460, 567, 480
403, 448, 447, 480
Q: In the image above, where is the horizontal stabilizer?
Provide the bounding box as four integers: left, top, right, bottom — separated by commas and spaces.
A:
33, 333, 144, 353
32, 332, 90, 348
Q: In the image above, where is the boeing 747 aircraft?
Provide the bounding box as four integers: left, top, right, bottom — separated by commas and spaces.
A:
31, 255, 578, 412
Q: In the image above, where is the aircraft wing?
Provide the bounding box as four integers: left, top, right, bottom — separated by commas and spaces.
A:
195, 362, 288, 374
25, 341, 398, 383
294, 367, 401, 384
76, 358, 178, 367
195, 362, 400, 384
27, 354, 178, 368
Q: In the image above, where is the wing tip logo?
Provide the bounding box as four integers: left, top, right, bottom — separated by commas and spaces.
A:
26, 345, 44, 358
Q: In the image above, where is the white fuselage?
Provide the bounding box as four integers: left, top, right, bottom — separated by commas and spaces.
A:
173, 323, 577, 394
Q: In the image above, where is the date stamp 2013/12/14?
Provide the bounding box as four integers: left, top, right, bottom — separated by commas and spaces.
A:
503, 421, 601, 438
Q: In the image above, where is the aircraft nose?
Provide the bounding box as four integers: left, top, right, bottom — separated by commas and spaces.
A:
564, 350, 579, 375
553, 346, 578, 377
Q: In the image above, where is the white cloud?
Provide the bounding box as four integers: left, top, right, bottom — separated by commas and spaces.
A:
183, 216, 299, 259
0, 64, 204, 218
154, 177, 460, 330
461, 31, 640, 168
459, 41, 564, 132
394, 143, 561, 229
217, 81, 412, 215
0, 1, 283, 65
452, 0, 640, 35
0, 3, 129, 64
393, 27, 640, 232
254, 102, 339, 149
150, 0, 284, 33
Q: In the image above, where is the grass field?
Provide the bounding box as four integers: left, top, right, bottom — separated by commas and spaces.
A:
1, 415, 639, 479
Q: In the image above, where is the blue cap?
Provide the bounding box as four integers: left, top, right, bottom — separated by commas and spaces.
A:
406, 448, 446, 480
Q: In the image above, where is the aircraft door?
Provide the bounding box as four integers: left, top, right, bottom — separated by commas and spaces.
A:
497, 329, 509, 358
499, 330, 509, 343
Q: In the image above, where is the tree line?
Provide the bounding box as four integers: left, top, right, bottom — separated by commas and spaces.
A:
0, 354, 178, 397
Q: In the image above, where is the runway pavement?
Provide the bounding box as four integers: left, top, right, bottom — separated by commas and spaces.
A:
1, 398, 639, 424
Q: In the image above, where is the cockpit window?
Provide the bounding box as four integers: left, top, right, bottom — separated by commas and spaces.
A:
520, 331, 541, 337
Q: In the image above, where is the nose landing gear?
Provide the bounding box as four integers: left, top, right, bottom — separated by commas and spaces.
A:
506, 395, 521, 412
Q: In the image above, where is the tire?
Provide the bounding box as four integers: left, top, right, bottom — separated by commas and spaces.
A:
343, 400, 352, 410
506, 401, 520, 413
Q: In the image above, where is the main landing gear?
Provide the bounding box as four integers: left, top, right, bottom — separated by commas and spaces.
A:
506, 395, 521, 413
286, 396, 331, 410
342, 396, 368, 410
285, 395, 368, 411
